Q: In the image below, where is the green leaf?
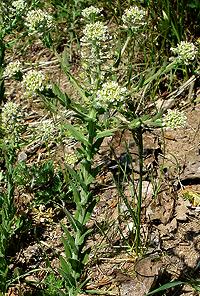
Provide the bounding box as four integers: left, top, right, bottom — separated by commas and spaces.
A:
61, 224, 78, 255
81, 247, 91, 265
61, 236, 72, 258
52, 84, 71, 107
62, 210, 77, 232
129, 118, 141, 129
96, 129, 116, 140
93, 138, 104, 153
63, 207, 83, 233
70, 182, 81, 204
146, 281, 184, 295
68, 258, 83, 276
79, 166, 94, 186
76, 228, 92, 246
64, 123, 89, 146
66, 164, 87, 191
59, 257, 76, 287
62, 67, 89, 101
83, 199, 96, 225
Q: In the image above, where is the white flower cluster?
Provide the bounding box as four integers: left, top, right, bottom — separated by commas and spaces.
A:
80, 9, 113, 91
80, 21, 111, 81
81, 21, 109, 44
162, 109, 187, 129
1, 101, 24, 137
12, 0, 26, 14
25, 9, 54, 35
82, 6, 102, 19
35, 120, 56, 142
65, 152, 78, 166
22, 70, 46, 96
81, 42, 110, 72
122, 6, 146, 30
3, 61, 22, 78
95, 81, 127, 109
170, 41, 198, 65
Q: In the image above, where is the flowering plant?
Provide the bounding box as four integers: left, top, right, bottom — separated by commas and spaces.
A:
95, 81, 127, 110
3, 61, 22, 79
81, 6, 102, 20
25, 9, 55, 36
170, 41, 198, 65
162, 109, 187, 129
22, 69, 47, 96
122, 6, 146, 31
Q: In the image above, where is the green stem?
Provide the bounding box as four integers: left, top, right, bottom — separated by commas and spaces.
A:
0, 37, 5, 104
121, 35, 132, 56
0, 148, 16, 292
135, 126, 143, 255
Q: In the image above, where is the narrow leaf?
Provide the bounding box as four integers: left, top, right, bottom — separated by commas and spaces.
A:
62, 67, 89, 101
63, 207, 83, 233
68, 258, 83, 276
59, 257, 76, 287
66, 164, 87, 191
61, 223, 78, 254
147, 281, 184, 295
64, 123, 89, 146
76, 228, 92, 246
52, 84, 71, 107
96, 129, 116, 140
70, 182, 81, 204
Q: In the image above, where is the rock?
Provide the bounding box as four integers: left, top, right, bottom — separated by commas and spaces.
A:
119, 256, 163, 296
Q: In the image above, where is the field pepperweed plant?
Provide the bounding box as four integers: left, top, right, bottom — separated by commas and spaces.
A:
0, 0, 200, 295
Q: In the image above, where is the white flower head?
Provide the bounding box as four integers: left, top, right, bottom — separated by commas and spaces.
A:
3, 61, 22, 78
25, 9, 54, 35
12, 0, 27, 14
35, 120, 56, 142
162, 109, 187, 129
82, 6, 102, 19
81, 21, 109, 44
95, 81, 127, 109
122, 6, 146, 30
1, 101, 24, 136
22, 69, 46, 96
65, 152, 78, 166
170, 41, 198, 65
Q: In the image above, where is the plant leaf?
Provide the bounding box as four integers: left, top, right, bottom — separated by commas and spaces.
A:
52, 84, 71, 107
63, 207, 84, 233
146, 280, 184, 295
64, 123, 89, 146
70, 182, 81, 204
96, 129, 116, 140
62, 67, 89, 101
83, 199, 96, 225
68, 258, 83, 277
61, 224, 78, 255
76, 228, 92, 246
59, 257, 76, 287
66, 164, 87, 192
